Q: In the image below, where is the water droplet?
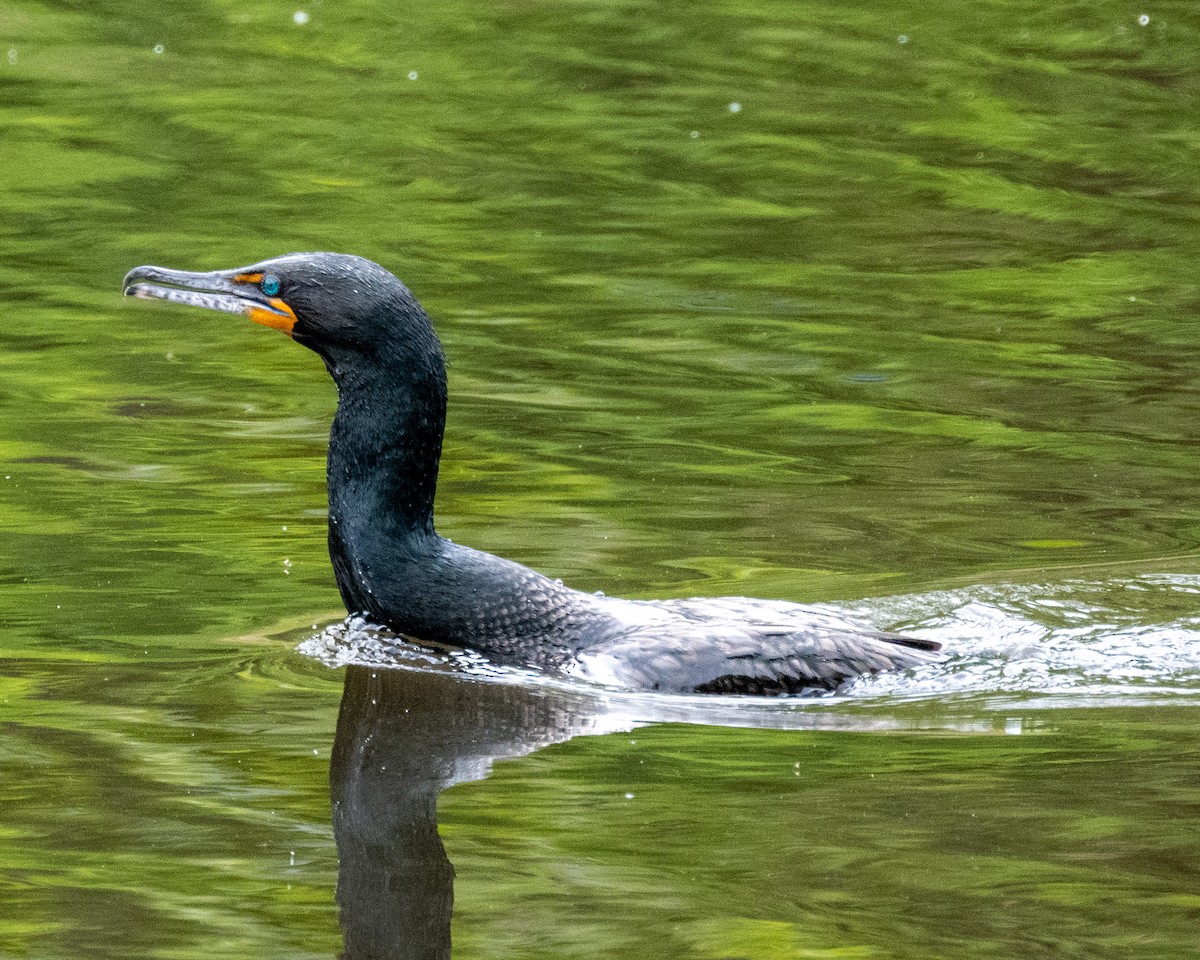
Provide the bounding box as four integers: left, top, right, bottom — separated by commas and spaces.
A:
689, 130, 699, 138
294, 10, 310, 25
312, 748, 319, 755
624, 792, 635, 800
897, 34, 908, 44
408, 70, 418, 80
1138, 13, 1150, 26
289, 851, 296, 865
6, 49, 16, 66
153, 44, 164, 55
727, 101, 741, 113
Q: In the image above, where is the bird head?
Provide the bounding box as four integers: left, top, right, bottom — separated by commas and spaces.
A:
122, 252, 438, 373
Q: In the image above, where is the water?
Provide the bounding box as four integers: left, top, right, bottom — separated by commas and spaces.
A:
2, 0, 1200, 957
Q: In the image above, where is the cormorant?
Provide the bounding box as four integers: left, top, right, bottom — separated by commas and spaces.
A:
122, 253, 940, 694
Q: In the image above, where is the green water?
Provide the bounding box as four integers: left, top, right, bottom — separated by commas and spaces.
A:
3, 0, 1200, 956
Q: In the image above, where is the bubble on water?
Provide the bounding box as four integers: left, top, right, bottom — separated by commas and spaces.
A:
624, 792, 635, 800
898, 34, 909, 44
408, 70, 418, 80
7, 48, 17, 65
690, 130, 700, 138
728, 101, 742, 113
153, 44, 164, 55
1137, 13, 1150, 26
294, 10, 310, 25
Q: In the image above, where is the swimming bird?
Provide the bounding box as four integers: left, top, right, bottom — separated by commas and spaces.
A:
122, 253, 940, 694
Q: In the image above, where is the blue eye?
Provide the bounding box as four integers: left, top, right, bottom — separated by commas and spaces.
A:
261, 274, 281, 296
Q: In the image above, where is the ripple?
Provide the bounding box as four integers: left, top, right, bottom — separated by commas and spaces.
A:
299, 616, 560, 684
843, 574, 1200, 702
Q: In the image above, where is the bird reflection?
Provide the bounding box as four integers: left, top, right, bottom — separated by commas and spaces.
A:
330, 664, 622, 960
329, 658, 905, 958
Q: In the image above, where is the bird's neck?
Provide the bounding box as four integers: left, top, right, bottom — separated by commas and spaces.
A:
318, 342, 614, 658
325, 354, 448, 609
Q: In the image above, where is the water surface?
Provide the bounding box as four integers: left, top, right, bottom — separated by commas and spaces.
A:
2, 0, 1199, 957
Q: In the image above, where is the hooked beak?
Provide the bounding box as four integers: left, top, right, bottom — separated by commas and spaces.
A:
121, 265, 297, 334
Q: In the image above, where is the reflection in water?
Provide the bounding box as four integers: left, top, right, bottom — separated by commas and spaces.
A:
328, 662, 887, 960
331, 666, 624, 960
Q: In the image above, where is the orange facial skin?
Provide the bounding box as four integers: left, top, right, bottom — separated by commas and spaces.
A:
248, 298, 297, 334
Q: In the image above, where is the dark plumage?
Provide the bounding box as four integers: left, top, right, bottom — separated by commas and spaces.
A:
122, 253, 940, 694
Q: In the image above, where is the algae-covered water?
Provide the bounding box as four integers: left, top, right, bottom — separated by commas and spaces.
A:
2, 1, 1200, 957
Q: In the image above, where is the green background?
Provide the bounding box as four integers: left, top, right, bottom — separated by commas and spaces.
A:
2, 1, 1199, 956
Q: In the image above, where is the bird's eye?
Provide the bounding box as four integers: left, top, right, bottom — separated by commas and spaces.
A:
261, 274, 281, 297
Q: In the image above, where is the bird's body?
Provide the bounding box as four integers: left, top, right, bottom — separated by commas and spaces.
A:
123, 252, 940, 694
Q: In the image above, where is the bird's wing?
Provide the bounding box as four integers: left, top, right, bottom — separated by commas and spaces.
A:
570, 599, 939, 694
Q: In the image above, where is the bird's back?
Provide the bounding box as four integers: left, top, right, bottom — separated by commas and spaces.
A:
567, 594, 939, 694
